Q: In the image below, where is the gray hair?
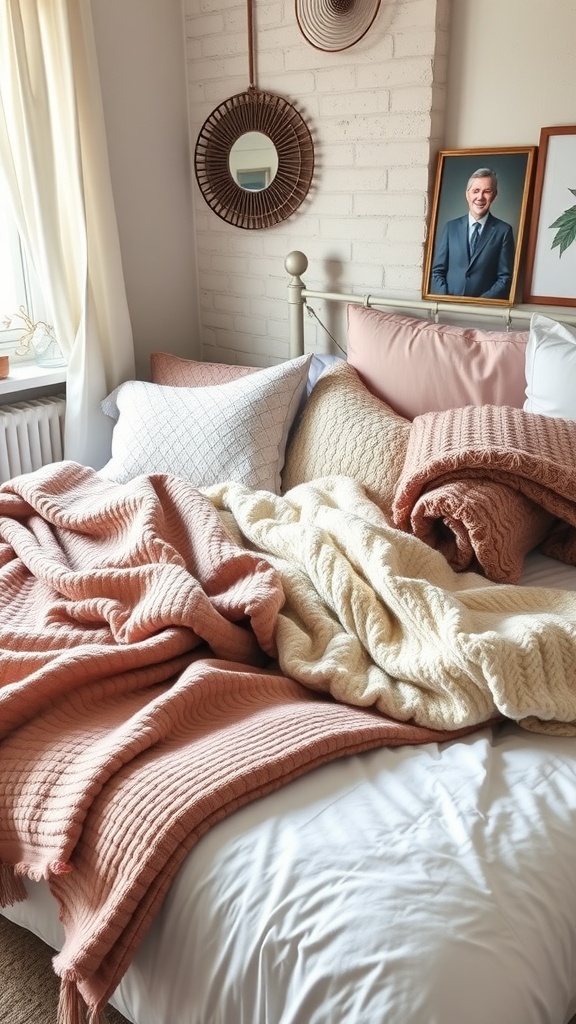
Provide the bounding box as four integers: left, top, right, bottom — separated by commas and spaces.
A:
467, 167, 498, 191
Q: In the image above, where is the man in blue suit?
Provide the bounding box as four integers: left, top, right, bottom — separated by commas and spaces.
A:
430, 168, 515, 299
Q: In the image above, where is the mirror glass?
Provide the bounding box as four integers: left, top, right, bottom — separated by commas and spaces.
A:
229, 131, 279, 191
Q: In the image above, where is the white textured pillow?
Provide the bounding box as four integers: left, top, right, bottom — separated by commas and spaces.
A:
100, 355, 311, 492
524, 314, 576, 418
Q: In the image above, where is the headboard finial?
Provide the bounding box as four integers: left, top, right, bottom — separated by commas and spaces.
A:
285, 251, 308, 277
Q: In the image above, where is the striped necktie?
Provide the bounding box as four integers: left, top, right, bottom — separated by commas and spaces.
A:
470, 222, 481, 255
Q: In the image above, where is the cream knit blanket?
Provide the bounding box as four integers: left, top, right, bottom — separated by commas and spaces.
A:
210, 475, 576, 736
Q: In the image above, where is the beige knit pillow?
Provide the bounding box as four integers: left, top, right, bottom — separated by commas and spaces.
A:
282, 361, 410, 518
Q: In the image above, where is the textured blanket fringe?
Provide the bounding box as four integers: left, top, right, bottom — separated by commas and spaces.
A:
0, 863, 27, 907
58, 979, 84, 1024
26, 859, 72, 881
57, 977, 106, 1024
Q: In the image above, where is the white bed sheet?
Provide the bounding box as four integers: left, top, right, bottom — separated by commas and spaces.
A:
3, 552, 576, 1024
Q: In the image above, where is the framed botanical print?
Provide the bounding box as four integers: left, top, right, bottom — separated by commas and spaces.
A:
523, 125, 576, 306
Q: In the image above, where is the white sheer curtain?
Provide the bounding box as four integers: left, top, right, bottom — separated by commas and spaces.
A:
0, 0, 135, 469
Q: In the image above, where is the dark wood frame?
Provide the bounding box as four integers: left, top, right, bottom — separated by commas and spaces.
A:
523, 125, 576, 306
423, 147, 536, 306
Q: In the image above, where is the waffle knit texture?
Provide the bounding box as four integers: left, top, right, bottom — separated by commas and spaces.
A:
0, 462, 464, 1024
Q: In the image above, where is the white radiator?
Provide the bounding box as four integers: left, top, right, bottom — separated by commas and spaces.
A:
0, 395, 66, 484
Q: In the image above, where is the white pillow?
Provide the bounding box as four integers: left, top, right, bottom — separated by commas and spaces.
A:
524, 313, 576, 418
100, 355, 311, 492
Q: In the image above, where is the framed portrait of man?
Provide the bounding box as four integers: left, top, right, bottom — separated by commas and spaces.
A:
422, 147, 537, 305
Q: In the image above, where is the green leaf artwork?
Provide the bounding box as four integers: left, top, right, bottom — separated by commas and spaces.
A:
549, 188, 576, 257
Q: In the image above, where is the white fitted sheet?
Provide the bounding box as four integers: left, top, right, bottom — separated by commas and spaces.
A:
4, 551, 576, 1024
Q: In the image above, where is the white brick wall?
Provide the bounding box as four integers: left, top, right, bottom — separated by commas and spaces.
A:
185, 0, 448, 363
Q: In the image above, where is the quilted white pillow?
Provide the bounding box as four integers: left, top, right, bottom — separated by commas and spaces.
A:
100, 355, 311, 492
524, 313, 576, 418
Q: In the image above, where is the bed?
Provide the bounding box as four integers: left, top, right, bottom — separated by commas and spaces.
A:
2, 250, 576, 1024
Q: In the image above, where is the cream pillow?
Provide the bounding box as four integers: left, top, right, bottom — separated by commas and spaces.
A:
524, 313, 576, 418
101, 355, 311, 493
282, 361, 410, 518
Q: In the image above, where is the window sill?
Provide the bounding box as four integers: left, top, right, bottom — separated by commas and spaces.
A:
0, 361, 67, 398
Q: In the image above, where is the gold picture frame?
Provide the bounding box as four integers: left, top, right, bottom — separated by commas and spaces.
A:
423, 147, 536, 306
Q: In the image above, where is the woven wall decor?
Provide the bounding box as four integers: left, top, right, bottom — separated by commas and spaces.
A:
195, 90, 314, 230
295, 0, 381, 51
194, 0, 314, 230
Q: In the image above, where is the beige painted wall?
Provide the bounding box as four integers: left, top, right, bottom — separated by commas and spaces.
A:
445, 0, 576, 148
90, 0, 199, 379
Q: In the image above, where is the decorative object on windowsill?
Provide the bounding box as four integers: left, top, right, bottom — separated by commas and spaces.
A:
2, 306, 67, 368
295, 0, 381, 51
0, 354, 9, 379
194, 0, 314, 229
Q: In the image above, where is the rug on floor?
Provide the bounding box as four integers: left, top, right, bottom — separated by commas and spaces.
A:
0, 915, 129, 1024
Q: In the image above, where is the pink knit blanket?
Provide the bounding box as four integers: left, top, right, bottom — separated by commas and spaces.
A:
0, 462, 463, 1024
393, 405, 576, 582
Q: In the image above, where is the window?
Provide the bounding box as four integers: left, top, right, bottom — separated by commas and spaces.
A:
0, 183, 50, 360
236, 169, 270, 191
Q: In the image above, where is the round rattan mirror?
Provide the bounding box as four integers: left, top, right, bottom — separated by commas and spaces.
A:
195, 87, 314, 230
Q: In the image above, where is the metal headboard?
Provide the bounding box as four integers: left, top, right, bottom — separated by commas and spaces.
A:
285, 250, 576, 359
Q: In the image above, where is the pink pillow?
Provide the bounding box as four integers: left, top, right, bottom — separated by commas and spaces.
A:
346, 306, 528, 420
150, 352, 259, 387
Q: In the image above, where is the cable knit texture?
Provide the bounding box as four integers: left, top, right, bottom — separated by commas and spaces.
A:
282, 361, 410, 518
209, 475, 576, 742
0, 462, 467, 1024
393, 404, 576, 582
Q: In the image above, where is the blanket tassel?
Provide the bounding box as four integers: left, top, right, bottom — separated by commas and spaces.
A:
58, 978, 85, 1024
0, 863, 27, 907
58, 978, 106, 1024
